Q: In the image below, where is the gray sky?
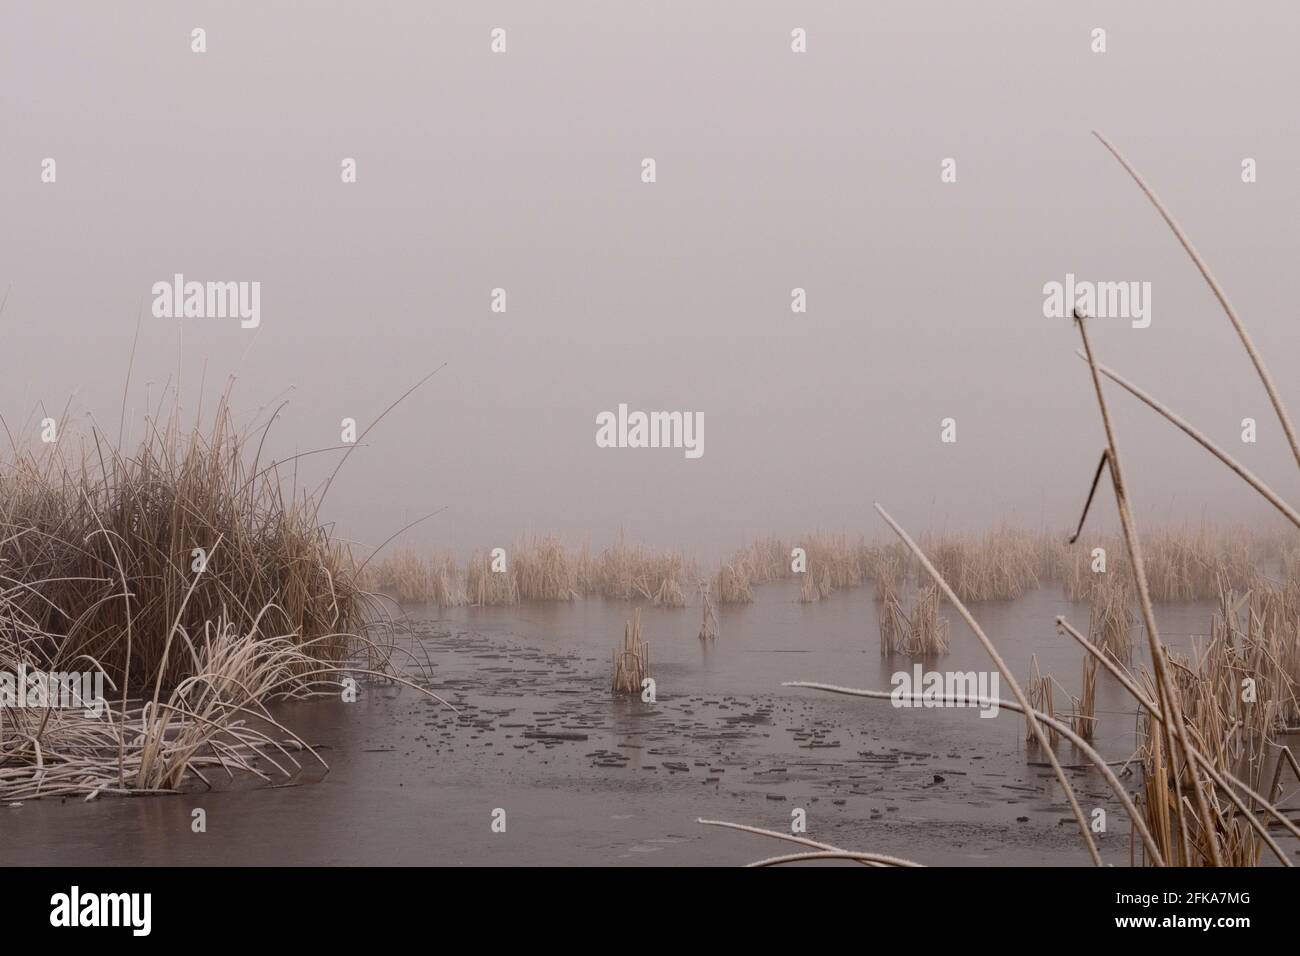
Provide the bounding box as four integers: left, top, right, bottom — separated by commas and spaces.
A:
4, 1, 1299, 561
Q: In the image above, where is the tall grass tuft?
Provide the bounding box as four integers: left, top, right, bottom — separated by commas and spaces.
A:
466, 551, 520, 606
878, 584, 948, 657
0, 391, 445, 799
1088, 572, 1134, 662
513, 534, 580, 602
0, 393, 362, 693
716, 561, 754, 604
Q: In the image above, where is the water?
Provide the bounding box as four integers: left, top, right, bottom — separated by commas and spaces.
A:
7, 582, 1291, 867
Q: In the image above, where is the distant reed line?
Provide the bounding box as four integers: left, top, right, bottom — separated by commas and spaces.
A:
360, 523, 1298, 610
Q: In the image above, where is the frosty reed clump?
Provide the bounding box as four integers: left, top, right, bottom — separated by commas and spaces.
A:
597, 533, 692, 606
878, 584, 948, 657
715, 560, 754, 605
611, 609, 650, 695
0, 391, 434, 801
0, 394, 364, 692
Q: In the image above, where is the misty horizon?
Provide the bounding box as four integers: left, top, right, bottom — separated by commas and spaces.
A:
5, 1, 1299, 563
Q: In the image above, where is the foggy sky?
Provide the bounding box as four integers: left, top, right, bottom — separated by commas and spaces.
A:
4, 1, 1299, 563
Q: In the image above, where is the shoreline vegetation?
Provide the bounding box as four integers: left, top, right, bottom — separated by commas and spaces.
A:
361, 523, 1294, 611
0, 387, 444, 803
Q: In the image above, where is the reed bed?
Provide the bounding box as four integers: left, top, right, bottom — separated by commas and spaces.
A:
465, 551, 520, 606
596, 533, 688, 603
1143, 528, 1255, 602
1033, 532, 1069, 583
735, 536, 789, 587
797, 533, 866, 603
611, 609, 649, 695
1055, 527, 1270, 603
427, 554, 469, 608
359, 549, 421, 601
716, 560, 754, 604
0, 394, 363, 693
0, 392, 440, 800
878, 584, 949, 657
363, 550, 466, 606
862, 542, 910, 601
367, 533, 696, 608
513, 534, 580, 602
1133, 640, 1276, 866
574, 541, 599, 595
926, 526, 1040, 602
1211, 582, 1300, 732
1058, 535, 1111, 601
367, 525, 1290, 612
1089, 572, 1134, 662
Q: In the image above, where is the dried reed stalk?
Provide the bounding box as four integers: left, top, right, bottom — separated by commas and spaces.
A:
612, 609, 649, 695
698, 581, 718, 641
1026, 656, 1059, 746
1073, 653, 1098, 741
1079, 356, 1300, 531
1075, 309, 1223, 866
697, 818, 919, 867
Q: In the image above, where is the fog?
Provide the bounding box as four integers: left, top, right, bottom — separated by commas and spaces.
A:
4, 1, 1299, 562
